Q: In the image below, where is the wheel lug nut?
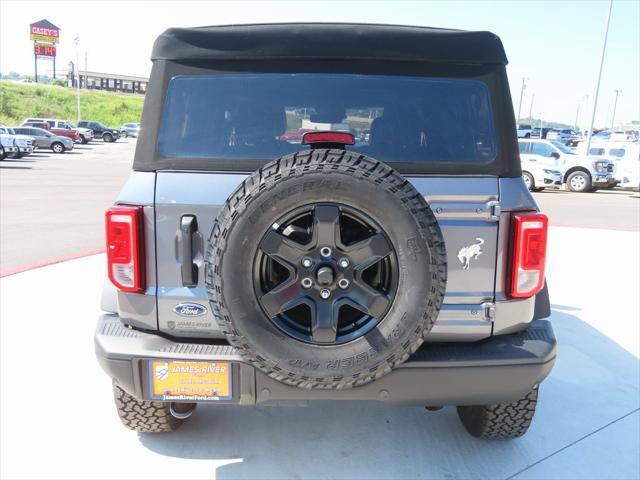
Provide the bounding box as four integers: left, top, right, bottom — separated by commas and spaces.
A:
338, 257, 349, 268
320, 288, 331, 299
338, 279, 350, 290
301, 257, 313, 268
301, 277, 313, 289
320, 247, 332, 258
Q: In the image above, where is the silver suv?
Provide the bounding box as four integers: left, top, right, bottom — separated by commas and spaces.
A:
96, 23, 556, 439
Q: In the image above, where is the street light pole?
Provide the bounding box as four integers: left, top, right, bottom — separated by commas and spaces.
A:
610, 89, 621, 130
528, 93, 535, 122
516, 77, 527, 122
575, 95, 588, 130
586, 0, 614, 156
74, 36, 81, 124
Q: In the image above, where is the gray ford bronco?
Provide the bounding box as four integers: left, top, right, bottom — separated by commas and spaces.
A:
96, 23, 556, 439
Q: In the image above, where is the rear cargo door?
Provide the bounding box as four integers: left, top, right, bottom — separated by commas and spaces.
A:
410, 177, 500, 341
154, 173, 500, 341
154, 172, 248, 338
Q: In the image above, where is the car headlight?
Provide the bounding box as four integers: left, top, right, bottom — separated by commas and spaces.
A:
592, 161, 607, 173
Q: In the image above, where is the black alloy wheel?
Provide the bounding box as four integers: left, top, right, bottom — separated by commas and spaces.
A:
254, 203, 398, 345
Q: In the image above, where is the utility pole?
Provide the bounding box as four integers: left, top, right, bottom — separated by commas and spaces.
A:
516, 77, 527, 122
528, 93, 535, 122
610, 89, 621, 130
74, 36, 81, 123
586, 0, 614, 156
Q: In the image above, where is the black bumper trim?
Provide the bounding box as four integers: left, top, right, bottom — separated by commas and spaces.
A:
95, 315, 556, 406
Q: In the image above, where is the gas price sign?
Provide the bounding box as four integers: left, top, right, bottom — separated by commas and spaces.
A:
34, 43, 56, 57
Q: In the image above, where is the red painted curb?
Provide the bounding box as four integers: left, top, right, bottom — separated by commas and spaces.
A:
0, 249, 106, 278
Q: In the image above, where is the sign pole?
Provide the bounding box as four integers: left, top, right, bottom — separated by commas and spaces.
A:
53, 55, 56, 79
34, 53, 38, 83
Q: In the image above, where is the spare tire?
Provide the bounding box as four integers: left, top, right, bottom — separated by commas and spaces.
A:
205, 150, 447, 389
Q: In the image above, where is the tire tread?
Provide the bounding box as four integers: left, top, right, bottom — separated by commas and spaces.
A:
205, 149, 447, 389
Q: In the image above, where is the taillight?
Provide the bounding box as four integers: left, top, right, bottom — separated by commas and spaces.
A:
105, 205, 144, 292
509, 212, 548, 298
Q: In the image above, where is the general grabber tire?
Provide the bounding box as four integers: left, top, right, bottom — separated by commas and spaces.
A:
113, 384, 195, 433
206, 149, 447, 389
456, 385, 539, 439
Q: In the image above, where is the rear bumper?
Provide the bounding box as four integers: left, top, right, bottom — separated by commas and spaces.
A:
95, 315, 556, 406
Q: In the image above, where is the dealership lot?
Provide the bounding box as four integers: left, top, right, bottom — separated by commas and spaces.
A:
0, 139, 133, 272
1, 139, 638, 273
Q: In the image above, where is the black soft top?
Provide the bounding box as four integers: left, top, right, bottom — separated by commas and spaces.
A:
151, 23, 508, 65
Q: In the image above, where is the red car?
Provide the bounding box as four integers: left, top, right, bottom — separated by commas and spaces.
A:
22, 119, 79, 143
278, 128, 312, 143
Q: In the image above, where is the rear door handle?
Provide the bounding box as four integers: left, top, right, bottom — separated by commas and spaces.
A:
180, 215, 198, 287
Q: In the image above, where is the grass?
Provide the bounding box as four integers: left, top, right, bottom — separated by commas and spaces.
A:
0, 81, 144, 127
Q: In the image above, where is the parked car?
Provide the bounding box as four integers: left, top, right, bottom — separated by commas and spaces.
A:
23, 118, 79, 143
278, 128, 312, 143
12, 126, 74, 153
546, 129, 581, 146
97, 23, 555, 440
576, 141, 640, 187
516, 124, 532, 138
63, 121, 94, 144
520, 160, 562, 192
530, 127, 552, 139
0, 125, 36, 158
44, 119, 94, 144
0, 131, 18, 160
518, 139, 615, 192
77, 121, 120, 142
120, 123, 140, 138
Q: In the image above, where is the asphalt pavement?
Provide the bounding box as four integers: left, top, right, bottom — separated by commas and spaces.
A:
1, 140, 638, 273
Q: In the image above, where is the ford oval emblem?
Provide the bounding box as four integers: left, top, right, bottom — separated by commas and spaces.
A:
173, 303, 207, 317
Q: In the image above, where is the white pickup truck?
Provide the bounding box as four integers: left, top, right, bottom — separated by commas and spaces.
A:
517, 124, 532, 138
518, 139, 616, 192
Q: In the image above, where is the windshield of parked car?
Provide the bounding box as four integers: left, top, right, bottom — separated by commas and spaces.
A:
551, 141, 575, 155
157, 74, 497, 164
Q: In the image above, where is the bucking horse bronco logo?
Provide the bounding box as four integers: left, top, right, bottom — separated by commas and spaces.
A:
457, 238, 484, 270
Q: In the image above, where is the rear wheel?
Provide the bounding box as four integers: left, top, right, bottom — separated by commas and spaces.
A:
456, 385, 539, 439
112, 384, 196, 433
80, 135, 89, 144
51, 142, 65, 154
566, 170, 592, 192
0, 145, 5, 160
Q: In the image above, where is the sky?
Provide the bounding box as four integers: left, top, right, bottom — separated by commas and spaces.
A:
1, 0, 638, 128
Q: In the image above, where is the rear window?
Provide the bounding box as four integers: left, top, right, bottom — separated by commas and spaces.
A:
157, 74, 496, 164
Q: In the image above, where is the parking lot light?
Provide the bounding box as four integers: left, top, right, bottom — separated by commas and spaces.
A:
585, 0, 614, 156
